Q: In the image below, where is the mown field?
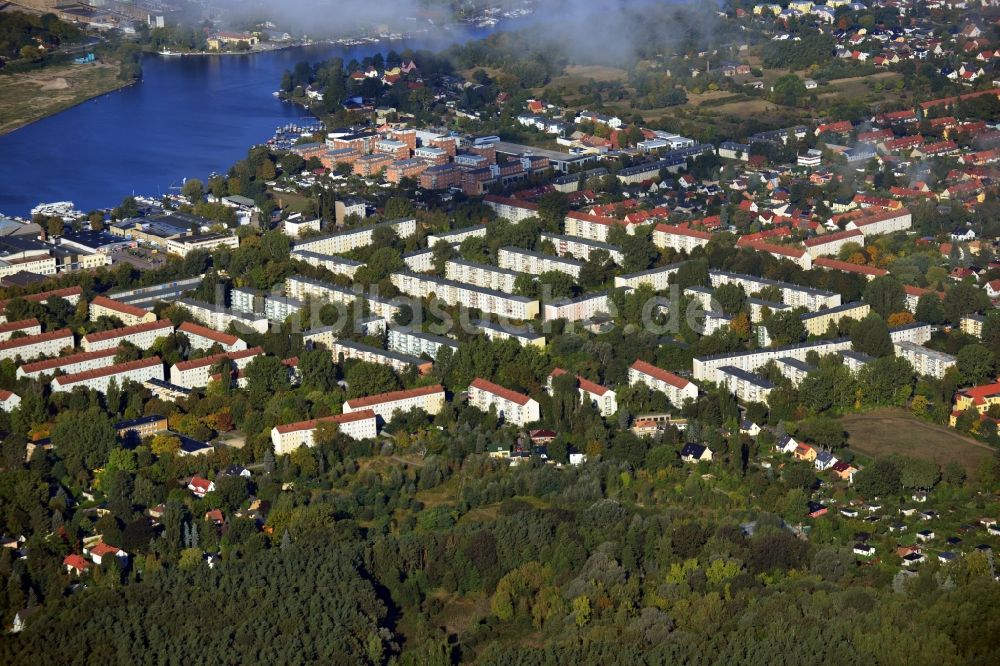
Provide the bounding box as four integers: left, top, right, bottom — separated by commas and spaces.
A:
841, 408, 995, 479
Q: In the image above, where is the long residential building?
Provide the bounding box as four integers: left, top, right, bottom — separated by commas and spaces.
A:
497, 247, 583, 278
0, 285, 83, 323
894, 341, 956, 378
290, 249, 363, 279
467, 377, 540, 426
175, 298, 269, 335
693, 338, 853, 383
628, 359, 699, 406
270, 410, 378, 455
474, 319, 545, 347
342, 384, 446, 422
169, 347, 264, 389
445, 258, 520, 292
614, 263, 685, 291
563, 211, 634, 243
51, 357, 164, 394
800, 301, 870, 336
427, 225, 487, 247
844, 207, 912, 236
387, 327, 459, 360
0, 328, 75, 362
708, 270, 841, 311
802, 229, 865, 259
82, 320, 173, 352
543, 291, 612, 322
0, 318, 41, 342
390, 271, 539, 320
290, 218, 417, 255
652, 224, 713, 253
315, 336, 433, 375
889, 323, 932, 345
17, 347, 119, 380
716, 365, 775, 405
88, 296, 156, 327
540, 232, 624, 263
483, 195, 539, 222
546, 368, 617, 416
178, 321, 248, 352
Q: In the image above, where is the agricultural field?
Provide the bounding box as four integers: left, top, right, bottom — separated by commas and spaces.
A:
841, 408, 996, 479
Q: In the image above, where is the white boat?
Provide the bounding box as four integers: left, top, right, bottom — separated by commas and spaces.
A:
158, 50, 182, 57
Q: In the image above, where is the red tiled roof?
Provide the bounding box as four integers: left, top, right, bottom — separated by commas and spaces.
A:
18, 347, 118, 374
178, 321, 240, 346
548, 367, 610, 396
483, 194, 538, 210
0, 389, 15, 401
63, 554, 89, 570
654, 223, 713, 240
0, 318, 40, 334
959, 381, 1000, 405
566, 211, 627, 228
813, 258, 888, 276
630, 359, 690, 390
744, 239, 806, 258
273, 409, 377, 434
90, 295, 150, 319
345, 384, 444, 409
0, 286, 83, 312
189, 476, 213, 491
53, 357, 162, 387
89, 542, 124, 557
83, 319, 172, 344
469, 377, 532, 406
803, 229, 863, 247
172, 346, 263, 372
0, 328, 73, 352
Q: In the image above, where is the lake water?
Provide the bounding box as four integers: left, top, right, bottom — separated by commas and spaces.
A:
0, 23, 509, 217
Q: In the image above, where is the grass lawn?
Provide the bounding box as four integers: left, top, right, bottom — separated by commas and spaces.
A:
840, 408, 995, 479
0, 60, 125, 135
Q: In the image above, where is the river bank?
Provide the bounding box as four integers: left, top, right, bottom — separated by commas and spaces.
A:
0, 59, 132, 136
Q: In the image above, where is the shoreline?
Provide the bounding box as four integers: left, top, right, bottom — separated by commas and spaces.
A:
0, 63, 137, 138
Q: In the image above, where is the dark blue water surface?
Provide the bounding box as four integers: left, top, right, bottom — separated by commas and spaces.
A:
0, 24, 507, 217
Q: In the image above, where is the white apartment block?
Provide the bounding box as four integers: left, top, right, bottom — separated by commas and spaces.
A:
17, 347, 118, 380
270, 410, 378, 455
628, 359, 699, 406
468, 377, 540, 426
773, 357, 815, 387
483, 195, 538, 222
0, 318, 41, 342
342, 384, 446, 422
178, 321, 248, 352
684, 286, 715, 311
165, 234, 239, 258
290, 248, 363, 279
652, 224, 713, 253
893, 341, 956, 378
747, 297, 792, 323
960, 314, 985, 338
88, 296, 156, 327
845, 208, 912, 237
800, 301, 870, 336
0, 286, 82, 323
82, 320, 173, 352
326, 337, 432, 375
285, 275, 359, 308
390, 271, 540, 320
283, 215, 322, 238
543, 291, 612, 322
0, 329, 74, 362
291, 218, 416, 255
427, 225, 487, 247
708, 270, 841, 312
403, 249, 436, 273
446, 258, 520, 292
699, 311, 733, 336
889, 323, 932, 346
264, 295, 306, 323
387, 327, 459, 360
497, 247, 583, 278
563, 212, 631, 243
0, 255, 57, 279
546, 368, 617, 417
802, 229, 865, 259
175, 298, 269, 335
614, 263, 685, 291
717, 365, 775, 405
839, 350, 874, 374
693, 338, 853, 383
540, 232, 624, 264
51, 357, 164, 395
474, 319, 545, 347
0, 389, 21, 412
169, 347, 263, 389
